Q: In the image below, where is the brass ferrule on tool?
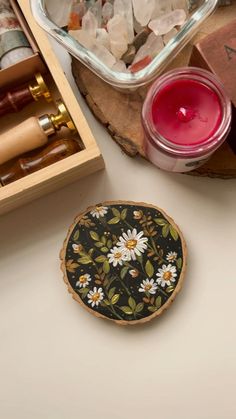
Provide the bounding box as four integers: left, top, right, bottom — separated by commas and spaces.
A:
38, 100, 76, 136
29, 73, 52, 103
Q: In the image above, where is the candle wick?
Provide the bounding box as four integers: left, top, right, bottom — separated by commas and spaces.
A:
177, 107, 195, 122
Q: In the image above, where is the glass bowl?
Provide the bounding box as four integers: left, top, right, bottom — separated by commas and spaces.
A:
30, 0, 219, 90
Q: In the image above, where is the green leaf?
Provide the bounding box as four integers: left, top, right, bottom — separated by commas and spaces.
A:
108, 287, 116, 300
121, 208, 127, 220
107, 240, 112, 249
145, 260, 154, 278
77, 256, 92, 264
121, 306, 133, 315
112, 208, 121, 218
135, 302, 144, 313
111, 294, 120, 305
166, 286, 175, 293
136, 254, 143, 264
103, 260, 110, 274
88, 248, 94, 257
101, 236, 106, 245
128, 296, 136, 311
162, 223, 170, 238
101, 247, 109, 253
148, 306, 157, 313
78, 287, 89, 294
103, 299, 110, 306
73, 230, 80, 241
78, 287, 89, 298
170, 225, 179, 241
90, 231, 99, 241
95, 255, 106, 263
103, 278, 109, 288
177, 258, 182, 270
154, 218, 168, 226
108, 217, 120, 225
120, 266, 129, 280
95, 242, 103, 248
155, 296, 162, 309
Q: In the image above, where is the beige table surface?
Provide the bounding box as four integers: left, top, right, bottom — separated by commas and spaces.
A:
0, 39, 236, 419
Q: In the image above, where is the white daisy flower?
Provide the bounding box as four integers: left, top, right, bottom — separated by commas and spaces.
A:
117, 228, 148, 261
107, 247, 129, 267
90, 206, 108, 219
87, 287, 104, 307
76, 273, 91, 288
156, 264, 177, 287
166, 251, 177, 262
139, 278, 158, 295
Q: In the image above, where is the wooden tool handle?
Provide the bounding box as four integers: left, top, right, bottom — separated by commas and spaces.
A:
0, 87, 33, 116
0, 138, 80, 185
0, 117, 48, 165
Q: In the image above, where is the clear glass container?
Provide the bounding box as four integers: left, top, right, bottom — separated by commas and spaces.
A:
30, 0, 219, 90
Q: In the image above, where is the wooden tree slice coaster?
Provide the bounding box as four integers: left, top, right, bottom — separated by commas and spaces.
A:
71, 4, 236, 179
60, 201, 187, 326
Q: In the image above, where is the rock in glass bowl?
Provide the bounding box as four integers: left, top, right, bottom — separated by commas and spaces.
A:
30, 0, 218, 91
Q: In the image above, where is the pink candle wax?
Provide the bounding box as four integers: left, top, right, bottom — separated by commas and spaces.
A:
142, 68, 232, 172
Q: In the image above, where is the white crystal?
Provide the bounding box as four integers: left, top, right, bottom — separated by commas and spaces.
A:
92, 43, 116, 68
163, 28, 178, 44
148, 9, 187, 36
82, 10, 98, 38
90, 0, 102, 28
46, 0, 73, 27
171, 0, 188, 13
107, 15, 129, 59
132, 0, 156, 27
132, 32, 164, 64
151, 0, 172, 19
102, 1, 114, 24
112, 60, 129, 72
69, 29, 116, 68
69, 29, 95, 49
114, 0, 134, 43
96, 28, 110, 50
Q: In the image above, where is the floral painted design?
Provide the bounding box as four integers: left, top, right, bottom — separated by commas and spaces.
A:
107, 246, 129, 267
138, 279, 158, 295
129, 269, 139, 278
156, 264, 177, 287
87, 287, 104, 307
72, 244, 83, 254
76, 273, 91, 288
90, 205, 108, 219
117, 228, 148, 261
166, 251, 177, 262
64, 203, 185, 322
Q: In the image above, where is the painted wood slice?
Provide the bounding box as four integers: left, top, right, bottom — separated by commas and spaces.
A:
60, 201, 187, 325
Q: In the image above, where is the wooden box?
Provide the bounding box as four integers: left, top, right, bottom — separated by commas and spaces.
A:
0, 0, 104, 216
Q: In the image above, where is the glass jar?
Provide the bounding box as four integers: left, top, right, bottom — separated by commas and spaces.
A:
142, 67, 232, 172
30, 0, 218, 91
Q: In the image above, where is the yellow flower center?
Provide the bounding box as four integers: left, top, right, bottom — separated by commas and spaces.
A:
79, 275, 87, 284
126, 239, 137, 250
163, 272, 172, 281
114, 252, 122, 259
96, 206, 103, 211
92, 292, 100, 302
145, 284, 152, 291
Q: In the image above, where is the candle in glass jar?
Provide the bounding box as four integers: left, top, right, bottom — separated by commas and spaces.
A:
142, 67, 232, 172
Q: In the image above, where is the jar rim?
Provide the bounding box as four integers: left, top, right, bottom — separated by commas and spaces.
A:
142, 67, 232, 158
